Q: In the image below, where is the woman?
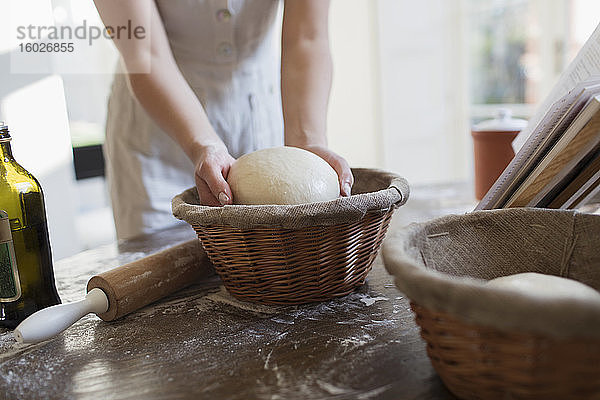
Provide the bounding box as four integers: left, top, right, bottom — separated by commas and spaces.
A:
94, 0, 353, 240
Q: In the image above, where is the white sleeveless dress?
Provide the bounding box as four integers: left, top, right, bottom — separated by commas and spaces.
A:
104, 0, 284, 239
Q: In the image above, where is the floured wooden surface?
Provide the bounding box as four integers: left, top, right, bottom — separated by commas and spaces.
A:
0, 188, 472, 399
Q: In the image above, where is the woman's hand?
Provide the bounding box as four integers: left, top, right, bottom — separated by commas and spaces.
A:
295, 145, 354, 197
193, 144, 235, 206
94, 0, 234, 207
281, 2, 351, 196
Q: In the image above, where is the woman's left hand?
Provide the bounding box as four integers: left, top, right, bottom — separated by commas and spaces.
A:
281, 2, 351, 197
295, 145, 354, 197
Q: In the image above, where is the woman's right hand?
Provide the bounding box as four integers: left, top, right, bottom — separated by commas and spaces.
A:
193, 144, 235, 206
94, 1, 236, 207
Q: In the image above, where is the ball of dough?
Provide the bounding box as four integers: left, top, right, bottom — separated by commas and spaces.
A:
487, 272, 600, 301
227, 147, 341, 205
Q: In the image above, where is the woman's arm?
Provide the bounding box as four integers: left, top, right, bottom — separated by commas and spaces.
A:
281, 0, 354, 196
94, 0, 234, 206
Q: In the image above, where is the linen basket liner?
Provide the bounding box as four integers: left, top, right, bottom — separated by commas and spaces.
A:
172, 168, 409, 229
383, 208, 600, 339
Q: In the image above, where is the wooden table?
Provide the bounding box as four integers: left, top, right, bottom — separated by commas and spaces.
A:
0, 184, 476, 400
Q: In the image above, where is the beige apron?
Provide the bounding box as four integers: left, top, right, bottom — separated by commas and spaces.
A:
104, 0, 284, 239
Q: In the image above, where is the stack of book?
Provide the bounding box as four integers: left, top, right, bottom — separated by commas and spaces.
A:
477, 24, 600, 211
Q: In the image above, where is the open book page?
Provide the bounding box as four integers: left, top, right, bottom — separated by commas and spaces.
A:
570, 174, 600, 208
529, 140, 600, 207
550, 153, 600, 208
572, 182, 600, 208
475, 80, 600, 210
512, 24, 600, 152
504, 96, 600, 207
476, 23, 600, 210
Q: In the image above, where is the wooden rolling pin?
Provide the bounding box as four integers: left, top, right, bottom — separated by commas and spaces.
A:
14, 239, 213, 343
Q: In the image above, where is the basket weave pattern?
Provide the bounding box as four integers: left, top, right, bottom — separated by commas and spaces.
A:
173, 168, 409, 305
411, 302, 600, 400
383, 209, 600, 400
195, 209, 394, 304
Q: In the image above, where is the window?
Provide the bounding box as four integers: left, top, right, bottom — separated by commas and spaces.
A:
467, 0, 600, 122
55, 0, 118, 179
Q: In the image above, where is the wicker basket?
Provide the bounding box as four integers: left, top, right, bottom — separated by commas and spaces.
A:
173, 168, 409, 305
411, 303, 599, 400
382, 208, 600, 400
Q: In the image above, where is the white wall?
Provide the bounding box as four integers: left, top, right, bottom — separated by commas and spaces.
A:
328, 0, 471, 185
376, 0, 471, 184
328, 0, 384, 169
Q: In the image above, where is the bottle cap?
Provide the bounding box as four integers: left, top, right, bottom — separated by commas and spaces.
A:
473, 109, 528, 132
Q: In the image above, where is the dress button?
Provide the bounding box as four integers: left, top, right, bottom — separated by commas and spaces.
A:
217, 42, 234, 57
216, 9, 232, 22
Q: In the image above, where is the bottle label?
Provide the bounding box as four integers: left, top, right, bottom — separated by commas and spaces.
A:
0, 211, 21, 302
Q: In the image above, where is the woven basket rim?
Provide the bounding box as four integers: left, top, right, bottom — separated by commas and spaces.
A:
172, 168, 409, 229
383, 208, 600, 339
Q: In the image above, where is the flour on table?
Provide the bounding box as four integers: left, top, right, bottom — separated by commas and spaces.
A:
355, 294, 389, 306
205, 287, 282, 315
340, 333, 373, 347
316, 380, 353, 395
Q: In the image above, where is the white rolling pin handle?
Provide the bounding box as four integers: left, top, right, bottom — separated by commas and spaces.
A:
13, 288, 109, 344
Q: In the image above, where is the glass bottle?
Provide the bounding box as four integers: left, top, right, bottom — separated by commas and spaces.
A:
0, 122, 61, 328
